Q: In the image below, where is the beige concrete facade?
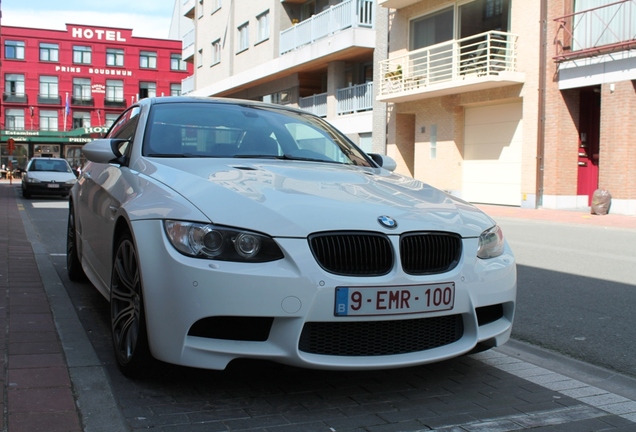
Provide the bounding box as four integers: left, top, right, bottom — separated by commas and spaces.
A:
181, 0, 377, 147
378, 0, 541, 208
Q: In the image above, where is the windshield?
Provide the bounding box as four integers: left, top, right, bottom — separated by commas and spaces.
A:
142, 102, 373, 167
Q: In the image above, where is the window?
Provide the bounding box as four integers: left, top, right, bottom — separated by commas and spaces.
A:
197, 49, 203, 68
198, 0, 204, 18
105, 113, 119, 128
40, 43, 59, 62
106, 80, 124, 102
171, 53, 187, 71
212, 39, 221, 65
5, 74, 25, 96
410, 8, 454, 51
213, 0, 221, 12
140, 51, 157, 68
139, 82, 156, 99
73, 46, 92, 64
5, 109, 25, 130
301, 0, 329, 21
257, 11, 269, 43
484, 0, 504, 19
40, 110, 58, 131
170, 83, 181, 96
238, 22, 249, 52
73, 78, 92, 101
108, 106, 141, 143
5, 40, 25, 60
39, 76, 59, 98
73, 111, 91, 129
106, 48, 125, 66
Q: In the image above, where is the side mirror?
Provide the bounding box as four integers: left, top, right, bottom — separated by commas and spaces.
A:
82, 138, 127, 164
368, 153, 397, 172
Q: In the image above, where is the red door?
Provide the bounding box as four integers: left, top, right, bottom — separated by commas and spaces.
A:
577, 88, 600, 206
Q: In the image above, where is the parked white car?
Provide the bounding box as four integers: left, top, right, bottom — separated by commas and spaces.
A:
67, 96, 516, 377
22, 157, 77, 198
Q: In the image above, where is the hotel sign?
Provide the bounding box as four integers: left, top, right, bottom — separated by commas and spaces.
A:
71, 27, 127, 42
55, 65, 133, 77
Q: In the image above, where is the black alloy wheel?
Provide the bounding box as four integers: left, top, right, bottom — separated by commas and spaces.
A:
66, 203, 86, 281
110, 231, 153, 378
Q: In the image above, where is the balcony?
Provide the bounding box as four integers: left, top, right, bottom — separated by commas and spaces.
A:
280, 0, 374, 55
182, 29, 195, 63
337, 82, 373, 114
71, 96, 94, 106
181, 75, 194, 95
183, 0, 195, 19
38, 95, 62, 105
554, 0, 636, 62
3, 93, 28, 104
299, 82, 373, 117
378, 31, 524, 103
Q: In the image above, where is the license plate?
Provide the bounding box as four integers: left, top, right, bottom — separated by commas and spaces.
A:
335, 283, 455, 316
47, 183, 60, 188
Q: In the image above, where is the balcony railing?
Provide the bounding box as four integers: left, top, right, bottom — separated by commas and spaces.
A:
554, 0, 636, 61
280, 0, 374, 55
299, 93, 327, 117
378, 31, 518, 98
337, 82, 373, 114
299, 82, 374, 117
181, 75, 194, 95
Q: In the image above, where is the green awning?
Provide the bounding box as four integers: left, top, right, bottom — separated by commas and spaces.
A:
1, 127, 107, 144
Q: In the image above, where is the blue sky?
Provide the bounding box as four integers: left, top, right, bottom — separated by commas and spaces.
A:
0, 0, 175, 39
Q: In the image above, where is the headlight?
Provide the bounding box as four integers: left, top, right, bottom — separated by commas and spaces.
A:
477, 225, 505, 259
26, 177, 41, 184
65, 178, 77, 185
164, 220, 284, 262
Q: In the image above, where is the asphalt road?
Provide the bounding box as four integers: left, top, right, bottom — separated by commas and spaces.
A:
496, 217, 636, 378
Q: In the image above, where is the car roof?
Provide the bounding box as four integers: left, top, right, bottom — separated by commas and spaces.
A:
138, 96, 311, 116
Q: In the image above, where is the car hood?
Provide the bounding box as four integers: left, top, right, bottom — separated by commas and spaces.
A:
26, 171, 76, 182
140, 159, 496, 238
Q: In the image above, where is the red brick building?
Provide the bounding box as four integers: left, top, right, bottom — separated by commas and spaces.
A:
1, 23, 192, 171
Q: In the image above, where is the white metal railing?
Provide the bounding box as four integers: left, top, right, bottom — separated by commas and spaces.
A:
181, 75, 194, 95
554, 0, 636, 61
182, 29, 195, 50
379, 31, 518, 97
337, 82, 373, 114
299, 93, 327, 117
280, 0, 375, 55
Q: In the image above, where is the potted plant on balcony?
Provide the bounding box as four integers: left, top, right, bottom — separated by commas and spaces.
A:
384, 65, 402, 91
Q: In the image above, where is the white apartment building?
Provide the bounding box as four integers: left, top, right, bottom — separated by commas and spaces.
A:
178, 0, 377, 151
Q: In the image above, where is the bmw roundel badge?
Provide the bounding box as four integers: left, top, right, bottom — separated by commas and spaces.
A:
378, 215, 397, 229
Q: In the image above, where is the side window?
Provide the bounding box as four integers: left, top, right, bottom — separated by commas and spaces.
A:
107, 106, 141, 156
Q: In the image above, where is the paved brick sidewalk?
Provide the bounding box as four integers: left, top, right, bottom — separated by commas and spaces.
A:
476, 204, 636, 230
0, 184, 83, 431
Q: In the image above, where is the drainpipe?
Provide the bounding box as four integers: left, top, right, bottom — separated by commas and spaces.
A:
535, 0, 548, 208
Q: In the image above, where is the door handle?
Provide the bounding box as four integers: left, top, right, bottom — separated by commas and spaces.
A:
578, 161, 587, 167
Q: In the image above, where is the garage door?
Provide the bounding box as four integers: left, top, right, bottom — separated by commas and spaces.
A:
462, 102, 522, 206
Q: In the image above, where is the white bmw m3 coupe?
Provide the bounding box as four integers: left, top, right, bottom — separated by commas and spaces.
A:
67, 96, 516, 377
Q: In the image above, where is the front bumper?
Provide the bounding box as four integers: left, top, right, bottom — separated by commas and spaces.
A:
23, 182, 73, 196
132, 220, 517, 371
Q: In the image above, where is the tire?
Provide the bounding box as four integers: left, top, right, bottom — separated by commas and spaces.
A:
22, 188, 31, 198
66, 203, 86, 281
110, 231, 154, 378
